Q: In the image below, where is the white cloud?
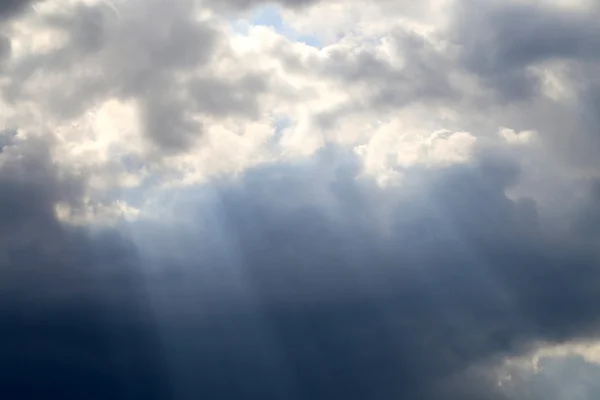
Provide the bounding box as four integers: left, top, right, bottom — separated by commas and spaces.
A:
1, 0, 597, 221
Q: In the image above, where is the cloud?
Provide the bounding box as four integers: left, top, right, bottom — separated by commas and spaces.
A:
0, 135, 171, 398
317, 28, 456, 112
1, 0, 270, 153
205, 0, 328, 12
1, 0, 600, 398
451, 0, 600, 101
502, 353, 600, 399
0, 0, 37, 20
120, 144, 600, 399
4, 129, 600, 398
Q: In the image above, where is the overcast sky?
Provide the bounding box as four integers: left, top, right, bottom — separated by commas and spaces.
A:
1, 0, 600, 398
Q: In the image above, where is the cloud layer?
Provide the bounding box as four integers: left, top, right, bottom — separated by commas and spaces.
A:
1, 0, 600, 398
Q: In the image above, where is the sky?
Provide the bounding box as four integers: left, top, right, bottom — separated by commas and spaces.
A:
1, 0, 600, 398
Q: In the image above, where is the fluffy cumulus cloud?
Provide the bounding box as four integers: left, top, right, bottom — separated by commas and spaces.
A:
1, 0, 600, 398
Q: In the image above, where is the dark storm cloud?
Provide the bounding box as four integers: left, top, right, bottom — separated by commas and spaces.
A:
573, 180, 600, 238
121, 145, 600, 399
0, 137, 171, 398
0, 0, 37, 20
565, 79, 600, 172
2, 138, 600, 398
452, 0, 600, 101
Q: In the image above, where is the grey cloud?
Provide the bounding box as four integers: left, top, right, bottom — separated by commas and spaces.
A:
140, 90, 203, 152
0, 34, 9, 63
438, 0, 600, 177
203, 0, 323, 12
2, 0, 270, 153
189, 73, 270, 119
570, 80, 600, 170
0, 136, 172, 398
301, 29, 458, 128
451, 0, 600, 101
203, 0, 415, 12
323, 30, 455, 108
2, 136, 600, 398
0, 0, 38, 20
503, 355, 600, 399
120, 145, 600, 399
573, 180, 600, 238
0, 128, 15, 152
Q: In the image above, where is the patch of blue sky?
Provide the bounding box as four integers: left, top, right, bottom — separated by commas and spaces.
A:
230, 4, 322, 48
273, 115, 292, 136
264, 114, 293, 150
